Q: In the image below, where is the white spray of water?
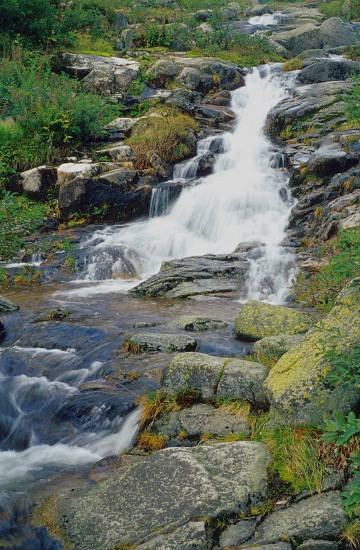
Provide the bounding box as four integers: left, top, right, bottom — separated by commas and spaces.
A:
69, 67, 296, 302
249, 12, 282, 26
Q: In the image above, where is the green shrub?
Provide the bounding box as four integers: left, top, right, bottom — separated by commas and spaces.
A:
346, 76, 360, 126
0, 51, 116, 183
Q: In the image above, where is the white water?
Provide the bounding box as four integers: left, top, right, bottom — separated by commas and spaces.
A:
69, 66, 296, 303
249, 12, 282, 26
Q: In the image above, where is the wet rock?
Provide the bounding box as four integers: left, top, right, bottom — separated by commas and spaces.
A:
59, 178, 152, 221
252, 492, 347, 544
0, 296, 19, 313
307, 140, 358, 177
297, 59, 360, 84
162, 352, 226, 398
253, 333, 304, 363
60, 442, 270, 549
130, 254, 248, 298
217, 359, 269, 406
136, 521, 207, 549
219, 519, 257, 548
124, 333, 197, 353
298, 540, 339, 550
165, 316, 227, 331
241, 544, 291, 550
96, 144, 133, 162
265, 278, 360, 424
234, 301, 315, 341
272, 24, 321, 56
319, 17, 358, 48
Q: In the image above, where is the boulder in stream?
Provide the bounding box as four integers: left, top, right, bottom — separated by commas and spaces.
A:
0, 296, 19, 313
123, 333, 197, 353
165, 316, 227, 331
130, 254, 249, 298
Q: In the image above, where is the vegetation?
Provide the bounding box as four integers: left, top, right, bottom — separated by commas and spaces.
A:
281, 58, 304, 72
127, 107, 198, 168
137, 430, 167, 451
346, 76, 360, 127
319, 0, 360, 20
294, 228, 360, 311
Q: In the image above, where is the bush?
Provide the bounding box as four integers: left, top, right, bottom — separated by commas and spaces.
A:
293, 228, 360, 311
127, 107, 198, 167
346, 76, 360, 126
0, 51, 116, 184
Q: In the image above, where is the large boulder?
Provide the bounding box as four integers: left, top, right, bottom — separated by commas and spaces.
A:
130, 254, 248, 298
12, 166, 57, 199
217, 359, 269, 406
264, 279, 360, 424
272, 24, 321, 56
57, 163, 102, 186
165, 316, 227, 331
58, 442, 270, 549
297, 59, 360, 84
58, 178, 152, 221
319, 17, 358, 49
307, 139, 359, 177
234, 301, 315, 341
253, 333, 304, 364
251, 492, 347, 544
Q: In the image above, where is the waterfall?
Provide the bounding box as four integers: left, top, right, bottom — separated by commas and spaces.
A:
75, 66, 296, 303
149, 186, 171, 217
249, 13, 282, 26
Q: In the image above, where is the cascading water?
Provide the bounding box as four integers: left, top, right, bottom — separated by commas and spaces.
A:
75, 65, 296, 303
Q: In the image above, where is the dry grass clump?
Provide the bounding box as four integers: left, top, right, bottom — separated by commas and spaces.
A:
281, 58, 304, 72
127, 107, 198, 167
137, 431, 166, 451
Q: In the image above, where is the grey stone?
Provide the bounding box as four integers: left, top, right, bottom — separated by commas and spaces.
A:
150, 153, 172, 180
147, 60, 180, 87
319, 17, 358, 48
124, 333, 197, 353
100, 168, 138, 192
118, 28, 134, 50
234, 300, 315, 341
162, 352, 226, 398
61, 442, 270, 549
0, 296, 19, 313
253, 334, 304, 362
193, 9, 213, 22
247, 4, 272, 16
252, 492, 347, 544
219, 519, 257, 548
136, 521, 207, 549
16, 166, 57, 199
221, 2, 242, 20
297, 59, 360, 84
113, 11, 128, 30
307, 141, 358, 176
242, 544, 291, 550
96, 144, 133, 162
130, 254, 248, 298
217, 359, 269, 406
165, 316, 227, 331
178, 404, 250, 437
272, 24, 321, 56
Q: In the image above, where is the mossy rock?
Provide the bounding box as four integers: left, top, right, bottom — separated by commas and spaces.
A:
234, 301, 315, 341
253, 333, 305, 365
264, 279, 360, 424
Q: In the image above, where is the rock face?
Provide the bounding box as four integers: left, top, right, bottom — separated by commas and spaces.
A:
234, 301, 315, 341
130, 254, 249, 298
12, 166, 57, 199
252, 492, 347, 544
136, 521, 207, 550
264, 279, 360, 424
124, 333, 197, 353
162, 353, 269, 405
60, 442, 270, 549
297, 59, 360, 84
0, 296, 19, 313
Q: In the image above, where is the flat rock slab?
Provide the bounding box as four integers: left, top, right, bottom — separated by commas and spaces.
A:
60, 442, 270, 549
165, 315, 228, 331
251, 492, 347, 544
130, 254, 248, 298
234, 300, 314, 341
124, 333, 197, 353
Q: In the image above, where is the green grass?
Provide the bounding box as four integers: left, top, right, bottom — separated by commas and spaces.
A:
293, 229, 360, 311
68, 34, 116, 56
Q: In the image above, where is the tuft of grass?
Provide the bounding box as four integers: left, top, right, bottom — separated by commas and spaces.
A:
68, 34, 116, 57
123, 338, 140, 354
341, 519, 360, 548
137, 431, 166, 451
281, 58, 304, 72
256, 425, 324, 494
127, 107, 198, 167
216, 399, 251, 419
137, 389, 180, 429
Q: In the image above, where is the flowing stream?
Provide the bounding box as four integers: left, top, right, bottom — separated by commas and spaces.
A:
0, 64, 297, 547
74, 65, 296, 303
